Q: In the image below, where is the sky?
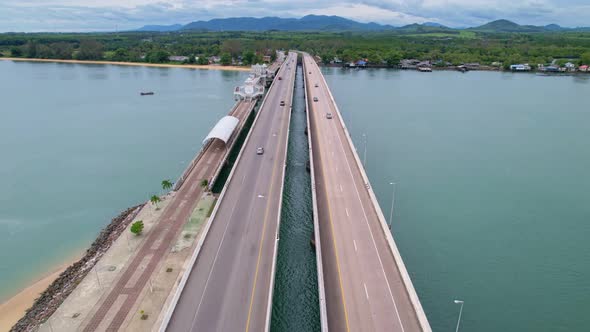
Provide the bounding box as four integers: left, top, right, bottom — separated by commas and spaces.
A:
1, 0, 589, 32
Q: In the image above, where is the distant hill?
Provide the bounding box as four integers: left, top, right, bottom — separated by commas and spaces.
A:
136, 16, 589, 33
470, 19, 590, 32
137, 24, 183, 32
181, 15, 394, 32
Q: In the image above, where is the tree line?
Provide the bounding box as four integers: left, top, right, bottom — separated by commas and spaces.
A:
1, 30, 589, 67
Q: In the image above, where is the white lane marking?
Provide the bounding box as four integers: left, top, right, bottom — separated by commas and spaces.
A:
242, 174, 247, 184
364, 282, 369, 300
327, 70, 406, 331
340, 184, 343, 192
191, 197, 240, 327
335, 167, 338, 172
332, 151, 334, 156
353, 240, 358, 252
345, 208, 349, 217
257, 194, 265, 198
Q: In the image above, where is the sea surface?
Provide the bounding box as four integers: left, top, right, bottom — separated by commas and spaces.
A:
322, 67, 590, 332
2, 60, 590, 331
0, 60, 248, 302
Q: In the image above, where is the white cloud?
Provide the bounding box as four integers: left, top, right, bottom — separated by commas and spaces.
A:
0, 0, 589, 32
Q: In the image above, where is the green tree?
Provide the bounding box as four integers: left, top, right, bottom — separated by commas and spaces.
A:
110, 48, 130, 61
24, 41, 38, 58
75, 39, 104, 60
161, 179, 173, 191
580, 52, 590, 65
130, 220, 144, 235
146, 50, 169, 63
242, 50, 255, 65
197, 56, 209, 65
220, 52, 232, 66
150, 195, 161, 209
10, 47, 23, 57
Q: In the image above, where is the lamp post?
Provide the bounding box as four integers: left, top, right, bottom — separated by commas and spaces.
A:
362, 134, 367, 167
454, 299, 464, 332
388, 182, 396, 229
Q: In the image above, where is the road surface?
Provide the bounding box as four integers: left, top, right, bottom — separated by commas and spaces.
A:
303, 53, 427, 332
166, 52, 298, 332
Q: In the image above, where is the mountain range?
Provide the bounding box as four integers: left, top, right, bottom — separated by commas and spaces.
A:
137, 16, 590, 33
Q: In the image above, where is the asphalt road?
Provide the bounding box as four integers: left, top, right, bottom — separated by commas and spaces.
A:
303, 54, 424, 332
81, 98, 256, 331
166, 52, 297, 332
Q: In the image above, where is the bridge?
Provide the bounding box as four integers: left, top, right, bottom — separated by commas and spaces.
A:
157, 51, 430, 332
162, 51, 298, 332
303, 53, 431, 331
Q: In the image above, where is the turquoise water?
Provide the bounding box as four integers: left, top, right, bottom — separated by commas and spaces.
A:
323, 68, 590, 331
0, 60, 247, 302
3, 60, 590, 331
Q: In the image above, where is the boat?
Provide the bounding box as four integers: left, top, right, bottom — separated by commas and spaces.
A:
140, 92, 154, 96
417, 66, 432, 72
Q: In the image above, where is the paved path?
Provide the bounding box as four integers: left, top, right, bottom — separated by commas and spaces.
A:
80, 99, 256, 332
165, 52, 297, 332
304, 53, 427, 332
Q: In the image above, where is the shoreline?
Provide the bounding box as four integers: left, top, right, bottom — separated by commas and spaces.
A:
0, 258, 79, 332
0, 57, 251, 71
5, 205, 143, 332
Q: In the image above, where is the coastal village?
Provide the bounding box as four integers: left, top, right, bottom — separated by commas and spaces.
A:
323, 56, 590, 73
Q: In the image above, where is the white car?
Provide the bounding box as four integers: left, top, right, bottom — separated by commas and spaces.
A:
315, 83, 319, 87
326, 113, 333, 119
257, 147, 264, 155
313, 97, 319, 102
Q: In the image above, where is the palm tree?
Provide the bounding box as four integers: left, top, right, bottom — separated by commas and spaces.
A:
161, 179, 173, 191
150, 195, 161, 210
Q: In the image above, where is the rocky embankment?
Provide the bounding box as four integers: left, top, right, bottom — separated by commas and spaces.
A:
10, 204, 145, 332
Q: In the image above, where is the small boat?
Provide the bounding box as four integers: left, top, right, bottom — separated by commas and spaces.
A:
140, 92, 154, 96
417, 67, 432, 72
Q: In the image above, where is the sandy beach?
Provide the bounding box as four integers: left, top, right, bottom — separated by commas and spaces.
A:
0, 260, 75, 332
0, 57, 251, 71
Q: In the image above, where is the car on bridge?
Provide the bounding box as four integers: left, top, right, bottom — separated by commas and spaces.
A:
257, 147, 264, 155
278, 76, 282, 80
315, 83, 319, 87
313, 97, 319, 102
326, 113, 333, 119
280, 101, 285, 106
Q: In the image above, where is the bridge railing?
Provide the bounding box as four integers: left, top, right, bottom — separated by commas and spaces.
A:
302, 55, 329, 332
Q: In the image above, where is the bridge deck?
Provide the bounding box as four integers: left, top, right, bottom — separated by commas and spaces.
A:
164, 52, 297, 332
303, 53, 430, 332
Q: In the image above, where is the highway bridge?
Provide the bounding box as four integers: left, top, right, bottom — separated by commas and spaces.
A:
303, 53, 431, 332
162, 51, 298, 332
160, 51, 429, 332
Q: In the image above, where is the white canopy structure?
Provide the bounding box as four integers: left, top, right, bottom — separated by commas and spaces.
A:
202, 116, 239, 145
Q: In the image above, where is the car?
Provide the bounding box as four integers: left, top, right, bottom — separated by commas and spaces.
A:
257, 147, 264, 155
315, 83, 319, 87
326, 113, 333, 119
280, 101, 285, 106
313, 97, 319, 102
278, 76, 282, 80
309, 72, 312, 74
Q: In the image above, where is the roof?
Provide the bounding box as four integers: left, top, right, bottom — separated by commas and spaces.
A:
203, 116, 239, 145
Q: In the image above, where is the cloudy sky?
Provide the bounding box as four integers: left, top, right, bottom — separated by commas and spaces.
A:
1, 0, 589, 32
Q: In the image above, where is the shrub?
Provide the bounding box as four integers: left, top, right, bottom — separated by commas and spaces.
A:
130, 220, 144, 235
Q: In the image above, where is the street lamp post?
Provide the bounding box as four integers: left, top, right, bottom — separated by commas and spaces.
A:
362, 134, 367, 167
388, 182, 396, 229
454, 299, 464, 332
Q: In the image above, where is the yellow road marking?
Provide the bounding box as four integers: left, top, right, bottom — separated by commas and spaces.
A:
245, 56, 292, 332
306, 57, 351, 332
